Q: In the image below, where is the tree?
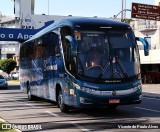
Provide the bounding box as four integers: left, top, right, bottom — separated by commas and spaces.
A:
0, 58, 17, 74
121, 18, 133, 24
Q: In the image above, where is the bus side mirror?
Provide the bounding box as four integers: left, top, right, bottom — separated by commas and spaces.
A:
136, 37, 149, 56
65, 35, 77, 56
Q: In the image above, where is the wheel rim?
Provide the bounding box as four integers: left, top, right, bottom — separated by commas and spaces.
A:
57, 91, 69, 112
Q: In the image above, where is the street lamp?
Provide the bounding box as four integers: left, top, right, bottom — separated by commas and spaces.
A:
113, 0, 130, 20
113, 9, 131, 20
121, 0, 124, 19
121, 0, 127, 19
124, 0, 126, 19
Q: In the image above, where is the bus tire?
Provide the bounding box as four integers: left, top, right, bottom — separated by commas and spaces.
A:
27, 84, 35, 101
57, 90, 69, 113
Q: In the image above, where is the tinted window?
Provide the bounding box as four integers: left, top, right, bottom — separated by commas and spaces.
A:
20, 32, 60, 60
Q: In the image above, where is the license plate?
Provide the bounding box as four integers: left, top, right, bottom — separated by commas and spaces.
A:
109, 99, 120, 104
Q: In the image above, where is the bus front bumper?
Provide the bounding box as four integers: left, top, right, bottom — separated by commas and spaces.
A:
75, 88, 142, 108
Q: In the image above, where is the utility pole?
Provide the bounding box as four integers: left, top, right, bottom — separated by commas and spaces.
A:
121, 0, 124, 19
0, 11, 2, 20
121, 0, 127, 19
113, 9, 131, 20
124, 0, 126, 19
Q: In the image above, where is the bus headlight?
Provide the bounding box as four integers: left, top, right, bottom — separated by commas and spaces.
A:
73, 83, 81, 89
139, 94, 143, 99
132, 85, 142, 93
136, 85, 142, 92
73, 83, 96, 93
70, 89, 75, 96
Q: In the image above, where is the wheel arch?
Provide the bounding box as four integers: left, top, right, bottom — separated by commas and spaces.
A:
55, 83, 62, 102
26, 81, 30, 94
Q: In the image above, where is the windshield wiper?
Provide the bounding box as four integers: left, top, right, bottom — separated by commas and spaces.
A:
96, 56, 128, 83
96, 60, 110, 82
114, 57, 128, 78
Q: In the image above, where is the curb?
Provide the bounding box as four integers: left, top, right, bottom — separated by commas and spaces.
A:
0, 118, 5, 123
143, 92, 160, 99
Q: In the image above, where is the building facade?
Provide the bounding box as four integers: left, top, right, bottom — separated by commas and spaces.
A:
0, 0, 69, 71
0, 0, 160, 82
130, 0, 160, 83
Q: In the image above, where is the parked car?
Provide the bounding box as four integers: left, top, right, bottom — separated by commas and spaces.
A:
10, 72, 19, 80
0, 75, 8, 89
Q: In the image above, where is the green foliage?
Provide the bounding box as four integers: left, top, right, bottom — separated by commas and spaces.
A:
0, 59, 17, 74
121, 19, 133, 24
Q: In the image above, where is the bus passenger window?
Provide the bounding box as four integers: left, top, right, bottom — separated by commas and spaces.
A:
35, 45, 45, 58
55, 45, 60, 57
52, 33, 60, 57
43, 32, 60, 57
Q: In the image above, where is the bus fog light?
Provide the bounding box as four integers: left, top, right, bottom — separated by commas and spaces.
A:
80, 97, 92, 104
139, 95, 143, 99
138, 85, 142, 89
137, 85, 142, 92
80, 97, 85, 103
73, 83, 81, 89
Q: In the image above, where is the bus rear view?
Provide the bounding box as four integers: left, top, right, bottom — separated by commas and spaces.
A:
19, 18, 149, 112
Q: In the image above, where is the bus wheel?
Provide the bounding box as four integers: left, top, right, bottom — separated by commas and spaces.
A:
58, 90, 69, 112
27, 85, 35, 101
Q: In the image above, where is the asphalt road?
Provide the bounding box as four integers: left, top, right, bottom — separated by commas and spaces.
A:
0, 82, 160, 132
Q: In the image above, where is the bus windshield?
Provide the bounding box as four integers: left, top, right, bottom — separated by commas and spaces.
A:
77, 30, 140, 80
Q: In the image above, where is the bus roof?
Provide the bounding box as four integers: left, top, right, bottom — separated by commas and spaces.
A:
24, 17, 131, 43
58, 17, 130, 27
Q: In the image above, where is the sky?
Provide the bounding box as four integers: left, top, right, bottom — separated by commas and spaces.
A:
0, 0, 154, 18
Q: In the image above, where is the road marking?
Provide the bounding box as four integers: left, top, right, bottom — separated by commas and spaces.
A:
69, 121, 92, 132
25, 103, 35, 107
9, 99, 36, 108
45, 111, 59, 117
9, 99, 26, 104
45, 111, 91, 131
135, 107, 160, 113
0, 100, 7, 102
9, 99, 22, 102
8, 99, 36, 108
9, 99, 17, 101
143, 96, 160, 101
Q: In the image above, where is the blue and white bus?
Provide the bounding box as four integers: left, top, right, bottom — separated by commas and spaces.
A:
19, 18, 149, 112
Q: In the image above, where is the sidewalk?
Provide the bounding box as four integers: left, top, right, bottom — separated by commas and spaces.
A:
142, 84, 160, 98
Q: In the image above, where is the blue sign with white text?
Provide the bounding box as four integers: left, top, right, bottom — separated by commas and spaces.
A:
0, 20, 54, 42
0, 28, 37, 42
